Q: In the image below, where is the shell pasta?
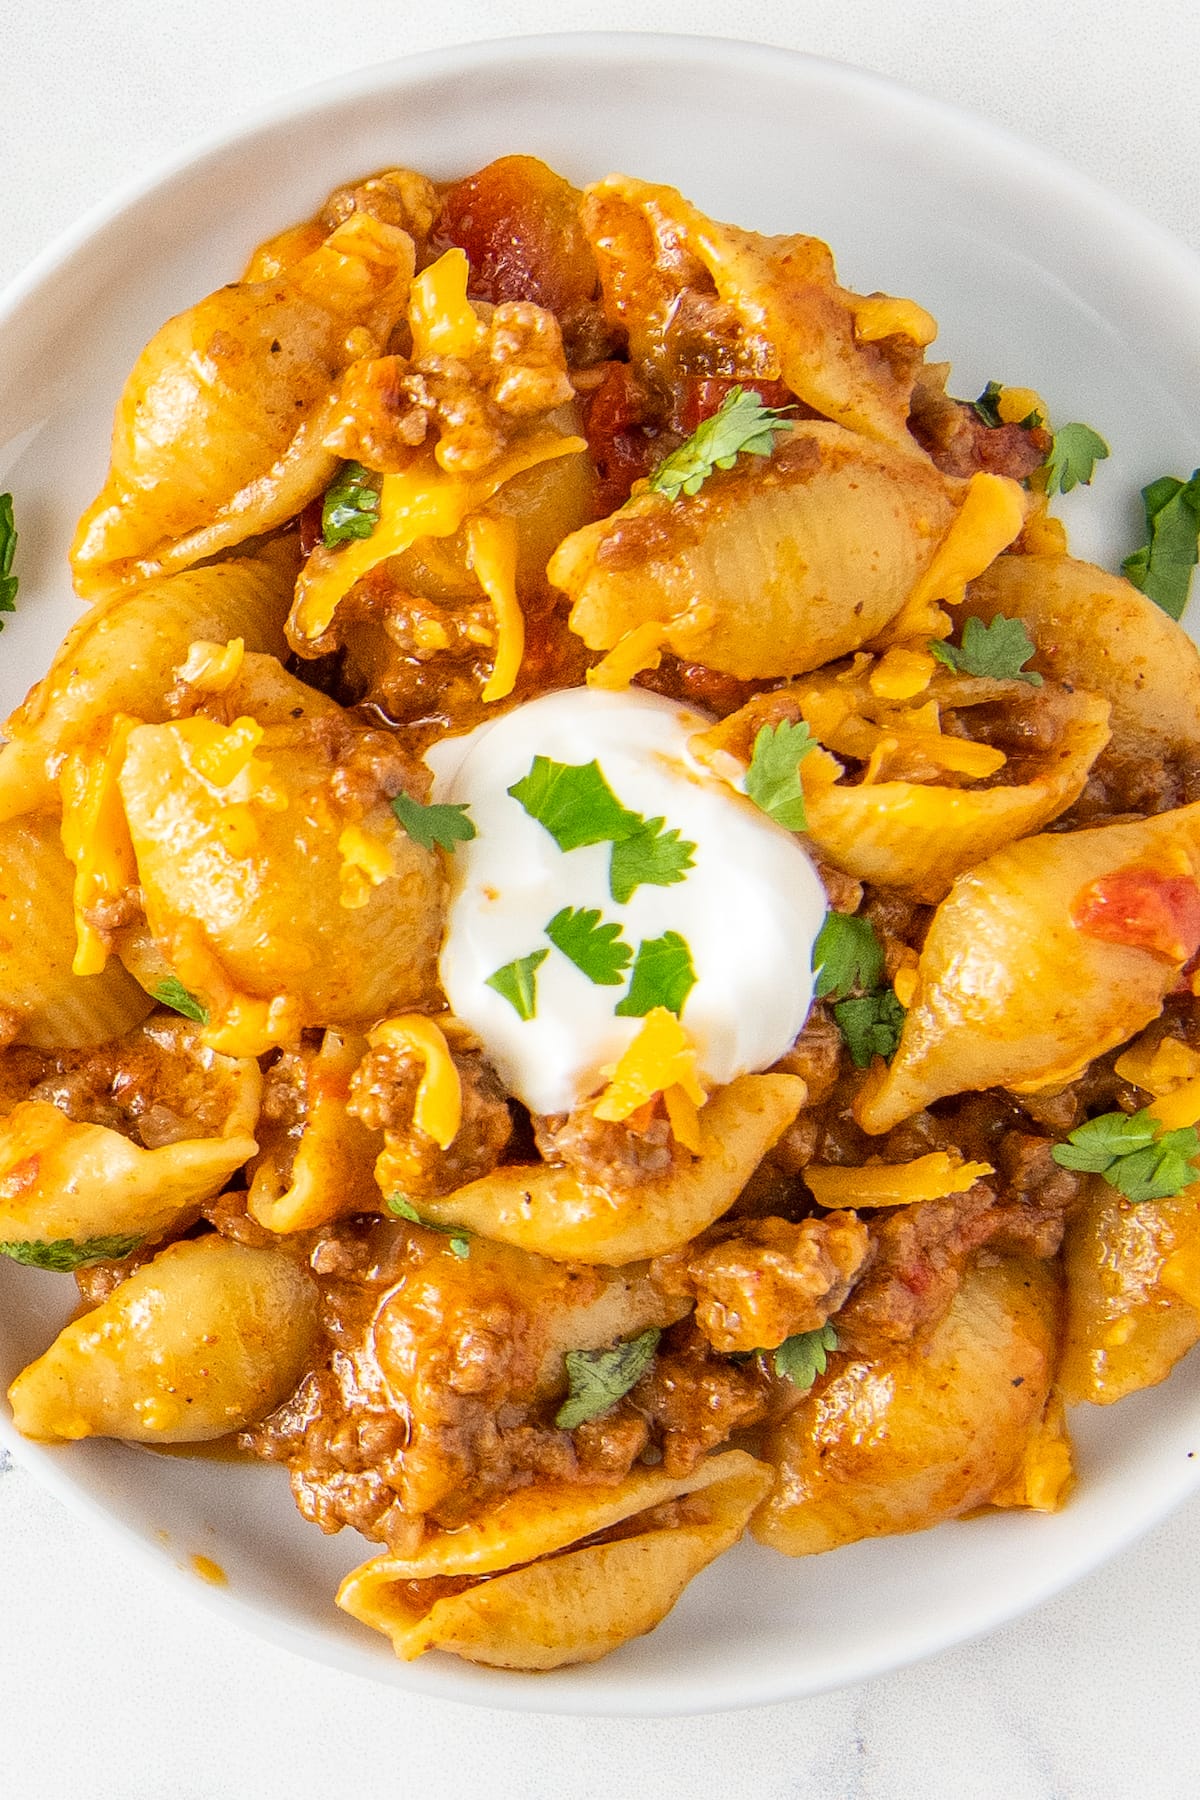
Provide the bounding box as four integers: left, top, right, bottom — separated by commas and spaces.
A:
4, 153, 1200, 1676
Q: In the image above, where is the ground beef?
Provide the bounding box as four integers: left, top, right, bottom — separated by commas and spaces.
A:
1057, 745, 1200, 827
348, 1043, 512, 1199
532, 1100, 692, 1187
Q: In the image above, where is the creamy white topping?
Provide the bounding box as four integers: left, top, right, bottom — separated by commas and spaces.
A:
429, 687, 828, 1117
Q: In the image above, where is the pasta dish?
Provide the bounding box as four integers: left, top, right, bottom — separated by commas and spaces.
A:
3, 154, 1200, 1672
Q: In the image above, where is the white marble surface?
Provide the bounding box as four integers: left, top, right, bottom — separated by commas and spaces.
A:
3, 2, 1200, 1794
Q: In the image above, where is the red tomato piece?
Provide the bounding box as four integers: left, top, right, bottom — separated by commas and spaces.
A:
1072, 865, 1200, 963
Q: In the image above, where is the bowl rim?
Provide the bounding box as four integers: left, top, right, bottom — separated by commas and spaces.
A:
4, 28, 1200, 1717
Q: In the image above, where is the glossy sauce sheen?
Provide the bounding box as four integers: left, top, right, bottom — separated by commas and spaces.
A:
429, 688, 828, 1114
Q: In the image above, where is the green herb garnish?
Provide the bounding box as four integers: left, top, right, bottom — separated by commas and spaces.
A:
390, 790, 476, 854
969, 381, 1007, 429
615, 931, 697, 1019
387, 1194, 469, 1257
608, 816, 696, 905
152, 977, 209, 1025
744, 719, 817, 832
0, 1233, 143, 1272
0, 492, 17, 624
772, 1322, 838, 1390
545, 906, 633, 987
1052, 1108, 1200, 1202
646, 387, 794, 502
322, 461, 381, 546
485, 948, 549, 1021
929, 614, 1043, 685
812, 912, 886, 1002
834, 989, 906, 1069
1043, 422, 1110, 497
555, 1327, 661, 1430
1122, 470, 1200, 622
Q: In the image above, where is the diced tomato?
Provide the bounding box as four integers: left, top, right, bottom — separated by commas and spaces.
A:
1071, 866, 1200, 963
436, 155, 598, 316
582, 362, 661, 515
677, 375, 795, 435
298, 496, 325, 557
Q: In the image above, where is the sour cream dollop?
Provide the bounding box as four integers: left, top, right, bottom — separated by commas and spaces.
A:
429, 687, 828, 1117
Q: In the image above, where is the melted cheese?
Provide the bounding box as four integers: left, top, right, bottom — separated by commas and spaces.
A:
593, 1007, 707, 1124
368, 1015, 462, 1149
905, 473, 1028, 613
851, 294, 937, 347
803, 1151, 994, 1208
469, 515, 524, 704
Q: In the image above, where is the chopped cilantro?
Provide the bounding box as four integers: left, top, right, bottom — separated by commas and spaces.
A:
744, 719, 817, 832
646, 387, 794, 502
386, 1193, 469, 1257
1122, 470, 1200, 622
485, 948, 549, 1021
152, 976, 209, 1025
970, 381, 1006, 429
813, 912, 885, 1002
322, 460, 381, 546
1053, 1108, 1200, 1201
508, 756, 638, 852
555, 1327, 661, 1430
545, 906, 633, 986
772, 1322, 838, 1390
615, 931, 697, 1019
929, 614, 1043, 685
1043, 422, 1110, 497
608, 816, 696, 905
0, 1233, 143, 1272
834, 989, 906, 1069
390, 789, 476, 854
0, 492, 17, 624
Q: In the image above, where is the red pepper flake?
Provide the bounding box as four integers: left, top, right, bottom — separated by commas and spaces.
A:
1072, 865, 1200, 964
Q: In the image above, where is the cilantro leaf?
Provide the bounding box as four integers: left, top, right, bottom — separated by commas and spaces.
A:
390, 789, 476, 854
1122, 470, 1200, 621
0, 1232, 143, 1272
152, 976, 209, 1025
812, 912, 885, 1002
928, 613, 1043, 686
387, 1193, 470, 1256
970, 381, 1006, 429
744, 719, 816, 832
1051, 1108, 1159, 1173
508, 756, 639, 851
322, 461, 381, 546
646, 386, 794, 503
1108, 1128, 1200, 1204
608, 816, 696, 905
545, 906, 633, 986
615, 931, 697, 1018
485, 948, 549, 1021
1043, 422, 1110, 497
833, 989, 906, 1069
0, 491, 17, 623
772, 1322, 838, 1390
555, 1327, 661, 1429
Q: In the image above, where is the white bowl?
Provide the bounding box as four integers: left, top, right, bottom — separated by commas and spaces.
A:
3, 32, 1200, 1718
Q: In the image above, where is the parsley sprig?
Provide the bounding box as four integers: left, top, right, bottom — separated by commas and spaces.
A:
0, 492, 17, 625
646, 387, 794, 502
1122, 470, 1200, 622
555, 1327, 661, 1429
1052, 1109, 1200, 1203
509, 756, 695, 904
929, 614, 1043, 685
1043, 422, 1110, 497
391, 790, 476, 854
387, 1194, 470, 1257
772, 1322, 838, 1390
811, 912, 906, 1068
0, 1233, 143, 1272
152, 976, 209, 1025
615, 930, 697, 1018
322, 461, 381, 546
485, 948, 549, 1021
744, 720, 817, 832
545, 906, 632, 986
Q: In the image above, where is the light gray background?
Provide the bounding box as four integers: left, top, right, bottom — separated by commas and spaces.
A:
2, 4, 1199, 1796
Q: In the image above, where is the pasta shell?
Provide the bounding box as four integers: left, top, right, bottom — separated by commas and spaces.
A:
410, 1073, 806, 1264
856, 801, 1200, 1133
752, 1257, 1060, 1555
0, 542, 297, 823
7, 1235, 317, 1443
552, 423, 958, 680
337, 1449, 771, 1668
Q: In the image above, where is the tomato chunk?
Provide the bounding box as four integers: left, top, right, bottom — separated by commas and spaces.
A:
1072, 865, 1200, 963
436, 155, 598, 317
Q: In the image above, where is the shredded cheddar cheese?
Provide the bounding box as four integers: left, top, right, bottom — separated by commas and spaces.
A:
338, 822, 398, 910
174, 637, 245, 693
904, 473, 1028, 614
408, 248, 485, 362
803, 1151, 993, 1208
369, 1015, 463, 1149
851, 294, 937, 347
593, 1008, 707, 1133
1113, 1035, 1200, 1097
868, 646, 936, 701
995, 386, 1045, 426
586, 621, 668, 691
59, 715, 141, 977
467, 515, 525, 704
1149, 1075, 1200, 1135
